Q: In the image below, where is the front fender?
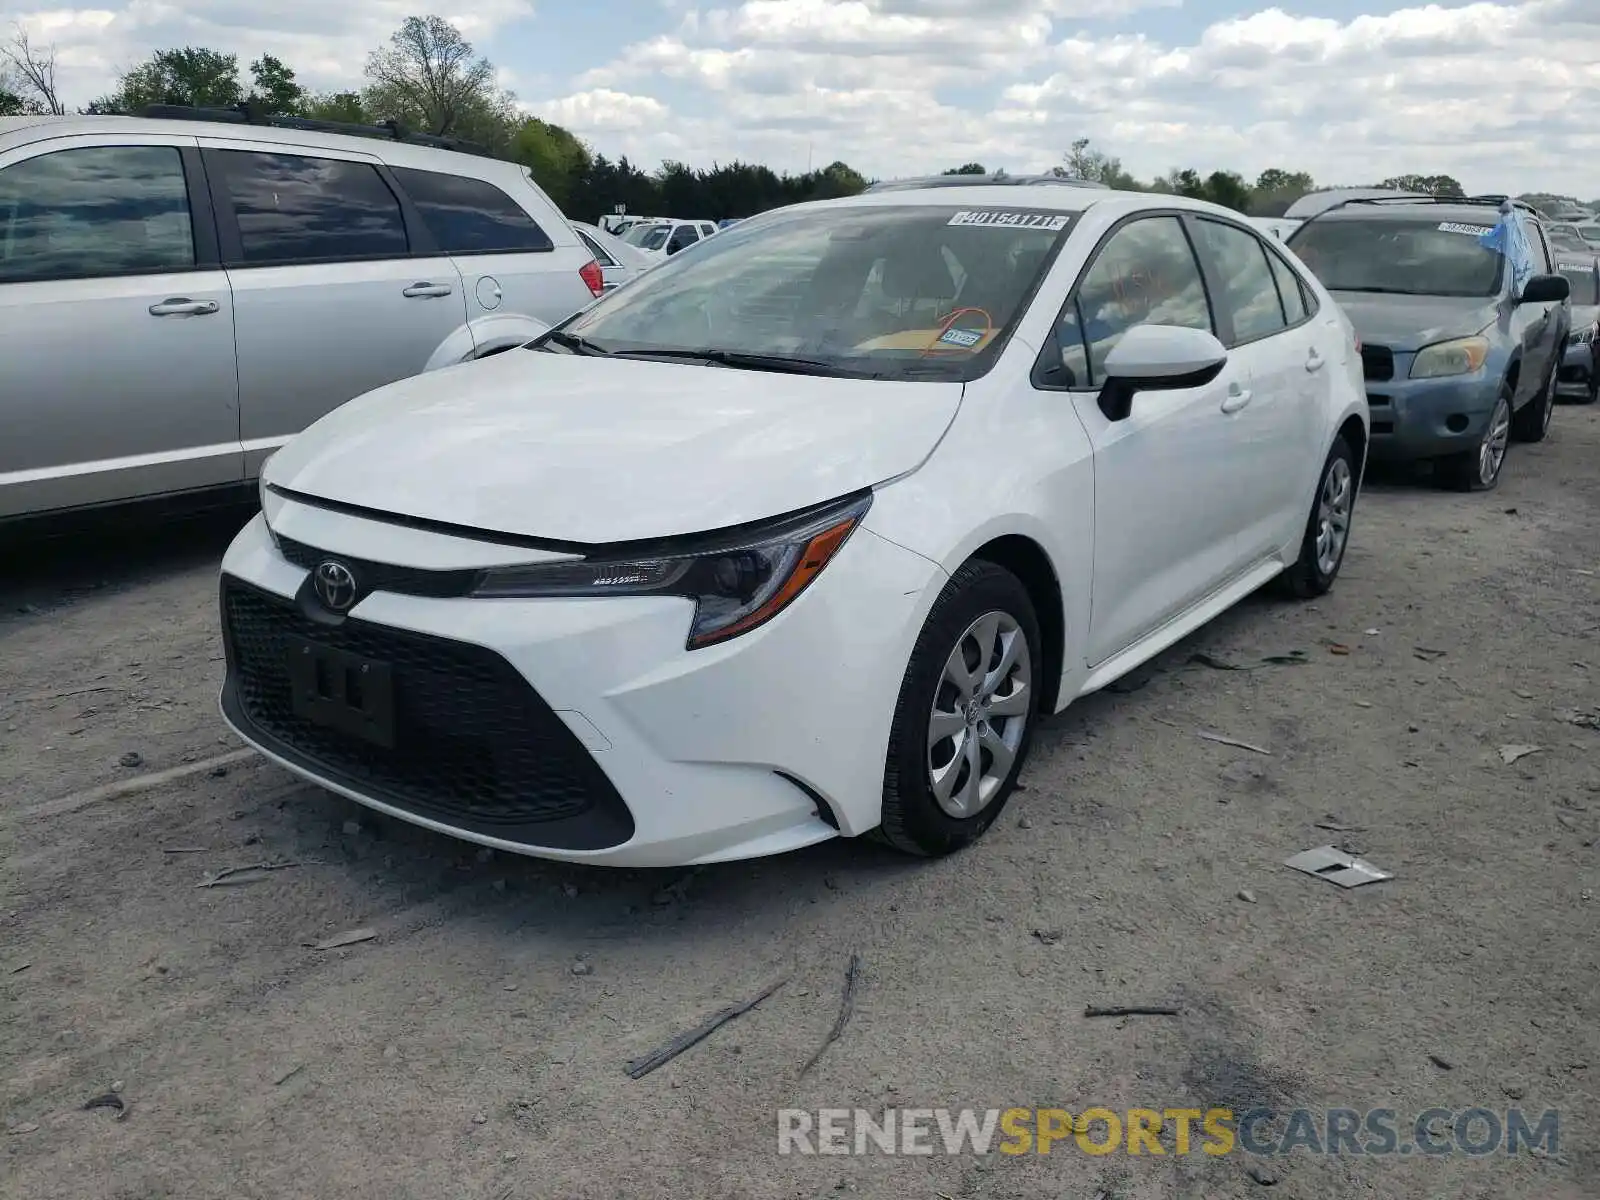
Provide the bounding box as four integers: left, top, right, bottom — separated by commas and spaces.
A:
423, 314, 554, 372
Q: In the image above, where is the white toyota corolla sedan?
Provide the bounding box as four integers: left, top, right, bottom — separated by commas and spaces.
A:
219, 186, 1368, 868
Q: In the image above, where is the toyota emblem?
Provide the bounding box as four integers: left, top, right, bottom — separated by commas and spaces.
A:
313, 560, 358, 612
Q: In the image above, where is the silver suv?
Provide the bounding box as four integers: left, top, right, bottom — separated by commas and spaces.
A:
0, 108, 603, 522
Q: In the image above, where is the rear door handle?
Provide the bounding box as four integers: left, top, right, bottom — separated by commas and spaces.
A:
1306, 348, 1325, 372
1221, 385, 1252, 414
149, 298, 219, 317
402, 282, 453, 298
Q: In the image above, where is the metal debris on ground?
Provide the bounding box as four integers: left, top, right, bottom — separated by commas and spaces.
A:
82, 1092, 127, 1120
1413, 647, 1448, 661
1237, 889, 1257, 903
274, 1064, 305, 1085
1284, 845, 1392, 888
195, 860, 307, 888
1189, 652, 1247, 671
1497, 744, 1543, 765
1313, 818, 1367, 834
1327, 643, 1351, 656
1031, 929, 1064, 946
307, 927, 378, 951
117, 751, 144, 768
6, 1123, 40, 1135
624, 975, 789, 1079
1198, 730, 1272, 755
800, 953, 863, 1077
161, 846, 208, 854
1428, 1053, 1455, 1070
1557, 708, 1600, 730
1084, 1004, 1182, 1018
1261, 652, 1309, 665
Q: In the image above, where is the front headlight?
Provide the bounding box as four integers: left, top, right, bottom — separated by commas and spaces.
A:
1409, 336, 1490, 379
472, 493, 872, 650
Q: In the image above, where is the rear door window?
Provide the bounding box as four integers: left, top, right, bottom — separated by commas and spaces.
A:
576, 229, 615, 267
1264, 247, 1309, 325
0, 145, 195, 282
1193, 218, 1288, 345
391, 167, 553, 254
212, 149, 408, 265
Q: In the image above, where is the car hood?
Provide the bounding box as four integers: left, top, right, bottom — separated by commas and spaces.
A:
263, 349, 963, 544
1330, 292, 1496, 353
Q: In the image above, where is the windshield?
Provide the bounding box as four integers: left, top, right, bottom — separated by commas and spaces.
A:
624, 224, 670, 250
549, 204, 1074, 381
1288, 217, 1504, 297
1559, 263, 1599, 306
1578, 225, 1600, 244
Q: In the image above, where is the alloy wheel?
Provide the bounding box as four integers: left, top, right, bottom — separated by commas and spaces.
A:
1315, 456, 1353, 577
927, 611, 1031, 819
1479, 395, 1511, 487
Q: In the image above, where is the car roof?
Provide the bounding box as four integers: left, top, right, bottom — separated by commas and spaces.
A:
0, 113, 510, 175
791, 185, 1241, 222
865, 173, 1108, 192
1303, 199, 1522, 224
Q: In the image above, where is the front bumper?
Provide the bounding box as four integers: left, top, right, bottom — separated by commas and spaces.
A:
1362, 354, 1502, 460
217, 508, 944, 867
1557, 339, 1597, 398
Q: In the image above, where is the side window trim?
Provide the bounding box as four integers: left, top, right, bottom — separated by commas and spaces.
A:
374, 162, 441, 257
1030, 209, 1218, 393
388, 165, 554, 257
199, 145, 414, 270
179, 146, 223, 268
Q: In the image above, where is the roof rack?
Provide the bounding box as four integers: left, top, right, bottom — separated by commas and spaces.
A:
134, 103, 494, 157
1295, 191, 1539, 231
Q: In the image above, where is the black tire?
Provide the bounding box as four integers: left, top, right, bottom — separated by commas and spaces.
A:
1440, 385, 1512, 491
879, 560, 1041, 857
1584, 370, 1599, 405
1278, 434, 1357, 599
1511, 359, 1556, 442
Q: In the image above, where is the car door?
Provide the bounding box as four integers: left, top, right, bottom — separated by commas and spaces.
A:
1512, 213, 1557, 401
0, 136, 240, 519
1046, 213, 1246, 666
387, 164, 595, 331
1188, 216, 1312, 561
199, 141, 469, 476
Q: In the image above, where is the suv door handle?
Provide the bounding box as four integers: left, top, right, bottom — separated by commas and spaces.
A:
402, 282, 453, 298
1306, 348, 1325, 372
1221, 385, 1252, 414
149, 298, 219, 316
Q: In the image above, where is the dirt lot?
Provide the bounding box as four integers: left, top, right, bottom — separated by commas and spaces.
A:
3, 411, 1599, 1200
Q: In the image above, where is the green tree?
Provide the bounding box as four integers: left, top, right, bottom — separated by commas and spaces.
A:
1203, 169, 1250, 212
364, 15, 509, 139
97, 47, 243, 111
3, 25, 65, 114
248, 53, 303, 115
511, 117, 589, 208
1060, 138, 1140, 190
302, 91, 370, 123
942, 162, 987, 175
1250, 167, 1316, 216
1378, 173, 1464, 197
813, 160, 866, 199
0, 83, 31, 115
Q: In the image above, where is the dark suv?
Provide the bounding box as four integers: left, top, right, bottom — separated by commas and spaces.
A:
1287, 197, 1571, 490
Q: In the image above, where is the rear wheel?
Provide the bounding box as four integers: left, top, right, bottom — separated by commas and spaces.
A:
1441, 386, 1511, 491
1511, 360, 1556, 442
1278, 435, 1356, 599
879, 561, 1040, 857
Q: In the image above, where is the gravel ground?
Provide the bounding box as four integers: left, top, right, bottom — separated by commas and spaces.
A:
3, 410, 1598, 1200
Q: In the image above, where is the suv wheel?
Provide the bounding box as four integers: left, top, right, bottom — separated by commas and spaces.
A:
878, 561, 1040, 857
1511, 360, 1556, 442
1441, 387, 1512, 491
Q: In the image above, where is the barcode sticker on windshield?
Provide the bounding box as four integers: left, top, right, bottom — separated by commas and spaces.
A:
1438, 222, 1492, 236
937, 327, 984, 348
949, 210, 1070, 231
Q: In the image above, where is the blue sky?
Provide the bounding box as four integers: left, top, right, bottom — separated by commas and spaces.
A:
6, 0, 1598, 196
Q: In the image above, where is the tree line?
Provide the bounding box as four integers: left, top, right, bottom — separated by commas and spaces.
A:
2, 17, 1585, 223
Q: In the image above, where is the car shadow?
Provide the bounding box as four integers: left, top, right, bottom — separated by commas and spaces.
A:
0, 500, 255, 618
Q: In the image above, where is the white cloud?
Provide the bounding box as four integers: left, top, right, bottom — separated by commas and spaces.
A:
538, 0, 1600, 195
532, 87, 667, 131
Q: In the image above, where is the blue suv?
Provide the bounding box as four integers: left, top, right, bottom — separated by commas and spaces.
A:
1287, 197, 1571, 490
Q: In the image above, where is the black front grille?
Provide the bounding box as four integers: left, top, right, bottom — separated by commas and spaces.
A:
1361, 344, 1394, 381
276, 535, 483, 599
220, 577, 634, 850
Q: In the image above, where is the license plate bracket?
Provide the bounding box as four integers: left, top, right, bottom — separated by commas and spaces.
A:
285, 636, 396, 749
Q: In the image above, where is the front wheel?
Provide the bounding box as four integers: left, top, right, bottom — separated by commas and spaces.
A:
1440, 387, 1511, 491
1278, 434, 1357, 599
879, 561, 1041, 857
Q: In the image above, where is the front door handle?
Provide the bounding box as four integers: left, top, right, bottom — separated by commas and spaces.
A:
1221, 385, 1252, 414
149, 298, 219, 316
1306, 348, 1325, 372
402, 282, 453, 298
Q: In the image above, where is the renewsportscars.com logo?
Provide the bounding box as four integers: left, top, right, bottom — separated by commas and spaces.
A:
776, 1107, 1560, 1157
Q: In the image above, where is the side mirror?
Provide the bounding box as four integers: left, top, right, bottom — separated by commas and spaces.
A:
1521, 273, 1570, 304
1098, 324, 1229, 421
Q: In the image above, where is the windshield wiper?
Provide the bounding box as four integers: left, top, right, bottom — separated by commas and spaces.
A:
538, 329, 610, 356
606, 348, 859, 376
